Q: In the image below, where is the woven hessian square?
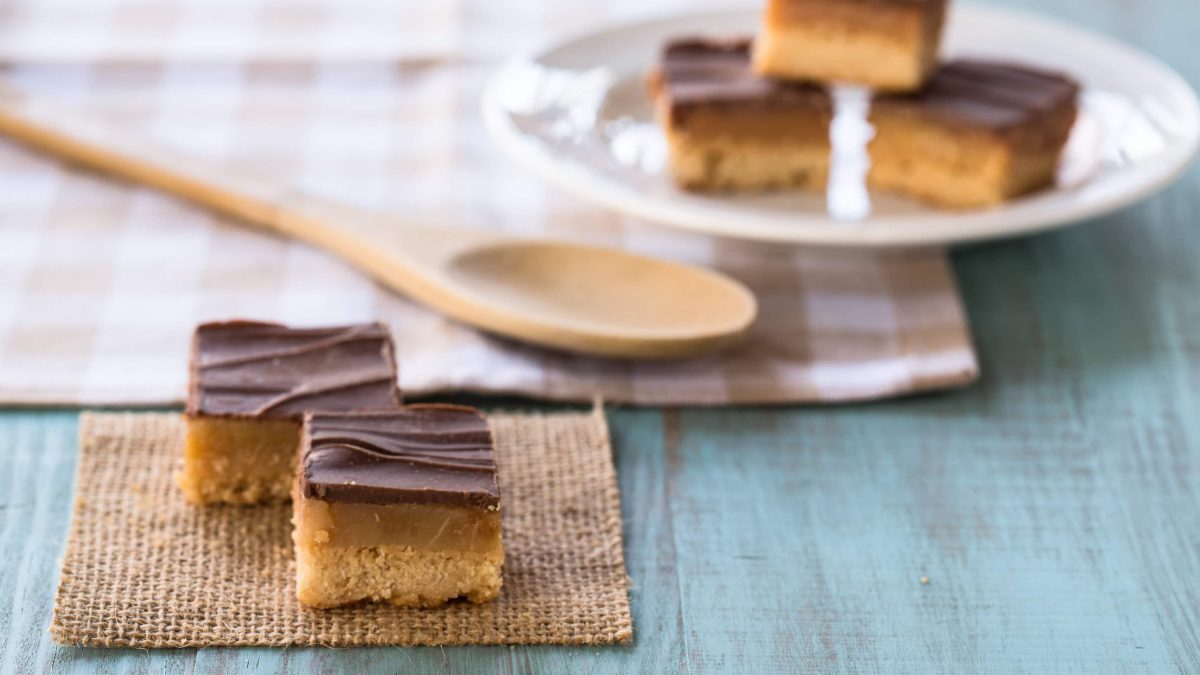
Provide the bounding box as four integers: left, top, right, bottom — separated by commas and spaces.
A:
51, 411, 632, 647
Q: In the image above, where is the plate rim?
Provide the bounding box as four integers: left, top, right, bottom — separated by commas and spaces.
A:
482, 2, 1200, 248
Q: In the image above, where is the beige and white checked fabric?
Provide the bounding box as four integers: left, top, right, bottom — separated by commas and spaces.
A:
0, 0, 979, 406
0, 0, 459, 65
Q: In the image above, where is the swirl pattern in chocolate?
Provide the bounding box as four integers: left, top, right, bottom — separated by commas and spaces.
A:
652, 37, 831, 124
873, 59, 1080, 132
301, 405, 500, 507
187, 320, 401, 418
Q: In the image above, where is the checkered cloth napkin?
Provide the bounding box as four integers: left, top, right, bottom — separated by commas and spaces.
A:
0, 0, 978, 406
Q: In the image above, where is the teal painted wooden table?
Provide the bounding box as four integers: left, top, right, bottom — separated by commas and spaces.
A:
3, 1, 1200, 672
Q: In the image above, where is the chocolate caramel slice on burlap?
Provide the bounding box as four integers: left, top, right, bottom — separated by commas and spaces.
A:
178, 321, 401, 505
293, 405, 503, 608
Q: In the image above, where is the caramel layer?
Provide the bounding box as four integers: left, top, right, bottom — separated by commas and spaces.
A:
294, 494, 502, 554
666, 107, 832, 144
765, 0, 942, 35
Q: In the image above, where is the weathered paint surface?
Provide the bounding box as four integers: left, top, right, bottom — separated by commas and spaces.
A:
3, 0, 1200, 671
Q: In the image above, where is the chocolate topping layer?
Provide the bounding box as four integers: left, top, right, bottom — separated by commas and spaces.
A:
873, 60, 1080, 132
653, 37, 831, 123
301, 405, 500, 508
187, 320, 401, 419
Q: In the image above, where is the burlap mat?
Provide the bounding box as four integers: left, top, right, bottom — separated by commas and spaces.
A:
51, 410, 632, 647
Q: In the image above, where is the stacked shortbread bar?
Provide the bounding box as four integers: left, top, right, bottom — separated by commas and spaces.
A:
177, 320, 504, 609
648, 39, 833, 192
756, 0, 949, 91
649, 0, 1080, 209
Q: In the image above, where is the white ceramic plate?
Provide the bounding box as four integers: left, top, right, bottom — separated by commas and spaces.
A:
483, 3, 1200, 247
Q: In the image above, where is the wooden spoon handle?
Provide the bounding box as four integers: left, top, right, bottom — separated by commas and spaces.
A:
0, 83, 293, 229
0, 83, 500, 267
0, 82, 759, 359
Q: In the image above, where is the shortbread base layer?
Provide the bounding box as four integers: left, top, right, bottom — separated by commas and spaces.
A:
664, 130, 830, 192
295, 544, 504, 608
177, 416, 298, 505
755, 1, 943, 90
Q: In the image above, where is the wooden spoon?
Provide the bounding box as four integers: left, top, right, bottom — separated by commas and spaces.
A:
0, 84, 756, 359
